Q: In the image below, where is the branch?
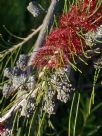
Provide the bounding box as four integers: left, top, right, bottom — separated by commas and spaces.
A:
0, 25, 42, 59
28, 0, 59, 65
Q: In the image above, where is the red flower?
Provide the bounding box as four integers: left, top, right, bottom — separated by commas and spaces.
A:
32, 46, 69, 68
60, 0, 102, 31
32, 0, 102, 68
45, 27, 84, 56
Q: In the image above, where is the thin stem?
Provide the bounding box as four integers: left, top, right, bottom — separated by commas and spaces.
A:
73, 93, 80, 136
0, 25, 42, 59
68, 93, 76, 136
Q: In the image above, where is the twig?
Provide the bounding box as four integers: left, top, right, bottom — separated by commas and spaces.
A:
28, 0, 59, 65
0, 25, 42, 59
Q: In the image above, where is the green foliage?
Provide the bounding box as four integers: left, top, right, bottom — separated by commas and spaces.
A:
0, 0, 26, 33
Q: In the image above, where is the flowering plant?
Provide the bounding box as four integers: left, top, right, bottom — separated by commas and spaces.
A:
0, 0, 102, 135
32, 0, 102, 68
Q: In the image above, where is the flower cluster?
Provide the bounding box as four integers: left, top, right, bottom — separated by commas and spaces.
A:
2, 54, 75, 116
94, 54, 102, 69
41, 65, 75, 114
2, 54, 37, 118
50, 66, 75, 103
43, 88, 58, 114
0, 122, 11, 136
3, 54, 35, 97
0, 123, 6, 136
85, 25, 102, 47
32, 0, 102, 68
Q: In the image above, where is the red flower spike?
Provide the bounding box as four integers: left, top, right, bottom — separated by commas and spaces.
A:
32, 46, 57, 67
45, 27, 84, 55
33, 27, 85, 68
